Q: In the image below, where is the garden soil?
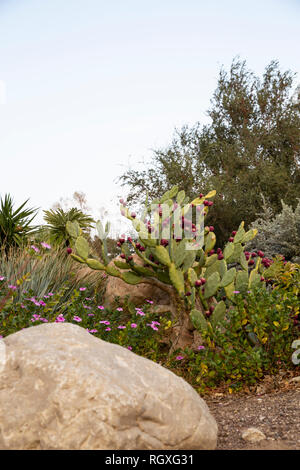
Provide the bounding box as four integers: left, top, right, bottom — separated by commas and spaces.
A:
205, 371, 300, 450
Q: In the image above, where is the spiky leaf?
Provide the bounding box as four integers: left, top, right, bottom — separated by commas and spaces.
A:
204, 272, 220, 299
210, 301, 226, 328
190, 309, 208, 331
220, 267, 236, 287
66, 221, 80, 239
86, 258, 106, 270
169, 263, 185, 294
75, 236, 89, 259
121, 271, 143, 285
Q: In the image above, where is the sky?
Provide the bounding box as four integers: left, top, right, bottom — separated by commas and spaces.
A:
0, 0, 299, 233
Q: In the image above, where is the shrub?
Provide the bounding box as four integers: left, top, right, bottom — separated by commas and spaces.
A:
43, 207, 94, 247
0, 242, 103, 305
0, 286, 165, 362
168, 285, 300, 392
0, 194, 38, 250
246, 196, 300, 262
66, 185, 269, 352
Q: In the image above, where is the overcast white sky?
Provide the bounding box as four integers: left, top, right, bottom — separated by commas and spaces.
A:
0, 0, 299, 233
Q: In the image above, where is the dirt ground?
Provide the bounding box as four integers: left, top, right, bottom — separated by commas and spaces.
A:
205, 371, 300, 450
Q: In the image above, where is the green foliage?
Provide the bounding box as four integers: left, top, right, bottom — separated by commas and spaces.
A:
43, 207, 94, 247
169, 285, 300, 392
0, 194, 38, 249
0, 243, 102, 303
246, 197, 300, 262
119, 59, 300, 246
0, 288, 165, 363
67, 185, 266, 335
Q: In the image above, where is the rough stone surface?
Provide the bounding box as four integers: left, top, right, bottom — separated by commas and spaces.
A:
0, 323, 218, 450
241, 428, 267, 442
104, 255, 170, 306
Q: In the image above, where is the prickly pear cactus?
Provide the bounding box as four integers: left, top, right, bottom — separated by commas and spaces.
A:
66, 186, 266, 341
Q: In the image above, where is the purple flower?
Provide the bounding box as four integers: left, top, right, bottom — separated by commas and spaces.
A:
0, 276, 5, 281
197, 345, 205, 350
105, 327, 111, 331
145, 300, 153, 304
116, 307, 123, 312
8, 285, 17, 290
31, 245, 40, 253
127, 346, 132, 350
233, 290, 240, 294
48, 292, 54, 296
87, 329, 98, 334
83, 305, 91, 310
88, 313, 95, 317
41, 242, 51, 249
131, 323, 137, 328
73, 316, 82, 322
117, 325, 126, 329
136, 310, 145, 316
176, 355, 184, 360
39, 300, 46, 306
55, 314, 65, 323
97, 305, 105, 310
79, 287, 86, 291
100, 320, 110, 325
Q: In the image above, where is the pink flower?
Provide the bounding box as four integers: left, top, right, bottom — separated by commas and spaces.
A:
100, 320, 110, 325
116, 307, 123, 312
97, 305, 105, 310
73, 316, 82, 322
83, 305, 91, 310
118, 325, 126, 329
136, 310, 145, 316
39, 300, 46, 306
127, 346, 132, 350
176, 355, 184, 360
79, 287, 86, 291
41, 242, 51, 249
48, 292, 54, 296
131, 323, 137, 328
0, 276, 5, 281
88, 313, 95, 317
40, 318, 48, 323
31, 245, 40, 253
145, 300, 153, 304
197, 345, 205, 350
8, 285, 17, 290
87, 329, 98, 333
55, 314, 65, 323
105, 327, 111, 331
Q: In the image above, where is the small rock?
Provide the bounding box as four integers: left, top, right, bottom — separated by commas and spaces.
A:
242, 428, 266, 442
289, 376, 300, 384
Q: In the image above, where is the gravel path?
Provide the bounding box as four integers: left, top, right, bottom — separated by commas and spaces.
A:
206, 380, 300, 450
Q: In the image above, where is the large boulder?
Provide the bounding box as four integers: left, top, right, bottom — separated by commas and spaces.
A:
0, 323, 218, 450
104, 254, 170, 306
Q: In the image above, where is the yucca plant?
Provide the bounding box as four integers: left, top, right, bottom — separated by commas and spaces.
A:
0, 194, 38, 250
43, 207, 94, 247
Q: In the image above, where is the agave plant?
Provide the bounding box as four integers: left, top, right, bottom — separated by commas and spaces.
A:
43, 208, 94, 247
0, 194, 38, 250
